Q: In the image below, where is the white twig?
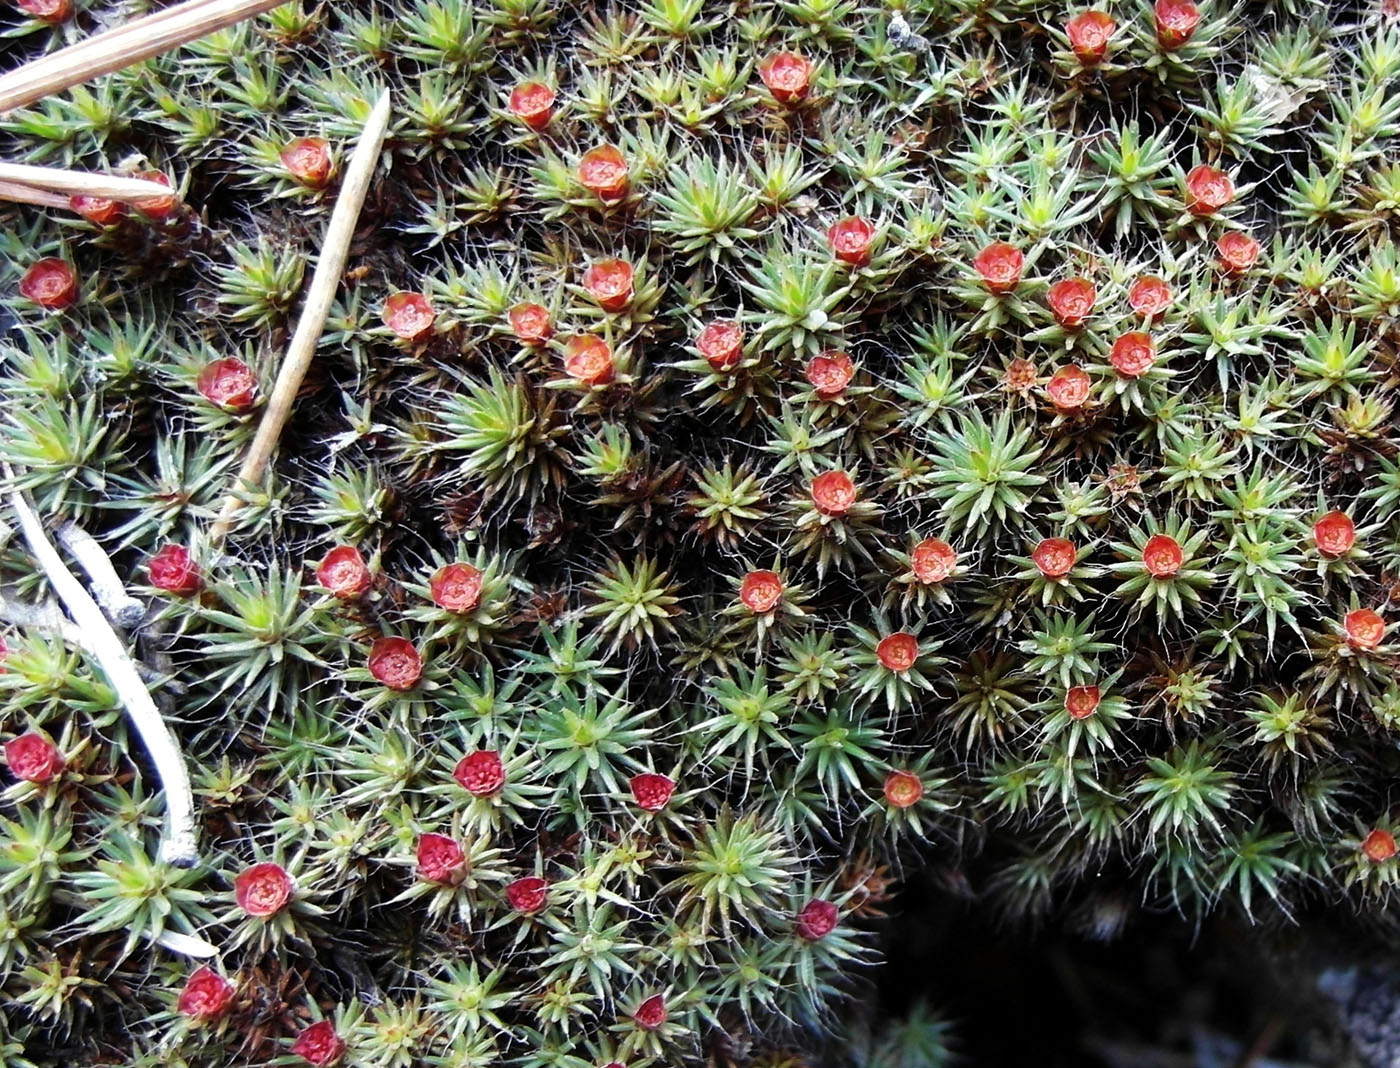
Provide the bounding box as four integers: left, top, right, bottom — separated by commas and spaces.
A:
210, 90, 393, 544
55, 521, 146, 629
4, 475, 197, 867
0, 0, 287, 115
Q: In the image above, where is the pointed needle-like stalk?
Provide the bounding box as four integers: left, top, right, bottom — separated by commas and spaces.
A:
210, 90, 393, 545
0, 0, 286, 114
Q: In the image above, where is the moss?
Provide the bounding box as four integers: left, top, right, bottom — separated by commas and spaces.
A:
1, 0, 1399, 1064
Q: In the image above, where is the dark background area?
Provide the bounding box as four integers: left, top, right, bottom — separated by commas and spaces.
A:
868, 864, 1374, 1067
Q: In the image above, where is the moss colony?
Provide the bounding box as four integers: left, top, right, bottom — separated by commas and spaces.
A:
4, 0, 1400, 1064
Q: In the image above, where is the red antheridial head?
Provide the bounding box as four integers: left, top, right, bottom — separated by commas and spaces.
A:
1314, 511, 1357, 557
290, 1020, 346, 1067
18, 0, 73, 23
633, 994, 668, 1031
1065, 685, 1101, 721
430, 563, 484, 613
1154, 0, 1200, 50
578, 145, 629, 200
582, 257, 635, 312
1142, 534, 1184, 578
317, 546, 371, 599
828, 217, 876, 266
19, 258, 78, 310
1047, 364, 1091, 410
630, 772, 676, 811
739, 570, 784, 614
133, 170, 177, 219
382, 292, 436, 341
973, 241, 1024, 294
1031, 537, 1077, 579
509, 81, 556, 129
509, 303, 553, 345
1217, 231, 1260, 274
197, 357, 258, 411
759, 50, 813, 105
1128, 275, 1173, 319
0, 633, 9, 674
1047, 277, 1096, 328
368, 636, 423, 691
70, 194, 124, 226
1363, 828, 1398, 863
796, 898, 840, 941
280, 138, 333, 189
148, 544, 201, 595
178, 966, 236, 1020
696, 319, 744, 371
454, 750, 506, 797
506, 876, 549, 914
1345, 609, 1387, 650
234, 861, 293, 917
1185, 164, 1233, 215
1110, 331, 1156, 377
4, 732, 64, 784
563, 334, 616, 386
810, 470, 857, 516
416, 833, 466, 884
876, 632, 919, 673
883, 770, 924, 809
911, 538, 957, 584
805, 350, 855, 398
1066, 10, 1116, 64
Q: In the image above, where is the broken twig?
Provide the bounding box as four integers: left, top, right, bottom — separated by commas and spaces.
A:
0, 162, 177, 207
210, 90, 393, 544
0, 0, 287, 115
0, 179, 69, 210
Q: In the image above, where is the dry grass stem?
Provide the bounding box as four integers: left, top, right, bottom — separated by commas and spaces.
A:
210, 90, 393, 544
0, 0, 286, 114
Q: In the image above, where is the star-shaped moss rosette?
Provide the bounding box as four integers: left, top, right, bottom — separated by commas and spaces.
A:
1037, 669, 1136, 764
400, 548, 521, 652
846, 622, 947, 715
1106, 515, 1217, 626
787, 467, 886, 577
1011, 535, 1105, 607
